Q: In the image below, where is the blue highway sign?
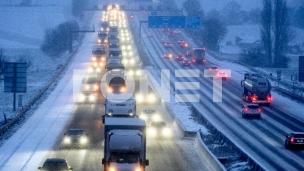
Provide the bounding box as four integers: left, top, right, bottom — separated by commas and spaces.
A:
148, 16, 186, 28
185, 16, 201, 28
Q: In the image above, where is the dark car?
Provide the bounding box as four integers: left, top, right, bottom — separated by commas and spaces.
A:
208, 66, 228, 81
285, 132, 304, 149
38, 158, 73, 171
241, 104, 261, 119
180, 42, 189, 48
185, 50, 192, 57
164, 42, 173, 48
163, 52, 173, 59
180, 58, 191, 66
61, 128, 89, 148
100, 21, 109, 32
175, 55, 184, 61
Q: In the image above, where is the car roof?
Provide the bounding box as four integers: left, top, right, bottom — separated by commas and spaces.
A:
45, 158, 67, 163
143, 107, 155, 110
245, 103, 259, 107
291, 132, 304, 135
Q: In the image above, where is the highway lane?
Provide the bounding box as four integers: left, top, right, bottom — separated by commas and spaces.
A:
131, 9, 304, 170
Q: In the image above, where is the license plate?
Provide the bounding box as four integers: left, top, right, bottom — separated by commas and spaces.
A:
297, 140, 304, 143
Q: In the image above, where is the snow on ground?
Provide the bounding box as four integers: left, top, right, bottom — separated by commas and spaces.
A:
0, 0, 84, 124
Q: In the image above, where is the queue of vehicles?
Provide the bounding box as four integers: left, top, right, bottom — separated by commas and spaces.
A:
38, 3, 303, 171
153, 11, 303, 153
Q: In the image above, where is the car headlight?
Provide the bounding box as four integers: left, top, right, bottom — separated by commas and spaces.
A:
78, 94, 85, 102
80, 136, 88, 144
92, 56, 96, 61
162, 128, 171, 136
136, 94, 143, 102
88, 67, 93, 73
64, 137, 71, 144
120, 87, 125, 92
94, 84, 99, 90
148, 128, 156, 137
85, 84, 90, 90
148, 94, 155, 102
109, 167, 116, 171
139, 115, 146, 120
89, 95, 95, 101
98, 39, 101, 43
128, 70, 134, 76
108, 87, 113, 93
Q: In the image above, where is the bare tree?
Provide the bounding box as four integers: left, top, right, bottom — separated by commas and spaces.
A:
261, 0, 272, 66
273, 0, 290, 67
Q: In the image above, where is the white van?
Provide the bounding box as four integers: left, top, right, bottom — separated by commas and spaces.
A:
104, 93, 136, 118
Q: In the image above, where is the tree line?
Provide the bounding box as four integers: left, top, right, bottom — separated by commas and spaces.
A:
183, 0, 297, 68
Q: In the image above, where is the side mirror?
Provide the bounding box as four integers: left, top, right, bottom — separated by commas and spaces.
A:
145, 159, 149, 166
102, 115, 105, 124
102, 158, 105, 164
38, 167, 42, 170
241, 80, 244, 87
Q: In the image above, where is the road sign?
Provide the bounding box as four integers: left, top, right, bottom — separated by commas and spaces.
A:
277, 70, 281, 81
185, 16, 201, 28
148, 16, 186, 28
3, 62, 27, 93
148, 16, 201, 28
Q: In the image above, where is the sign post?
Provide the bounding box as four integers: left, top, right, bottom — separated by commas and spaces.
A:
277, 70, 281, 87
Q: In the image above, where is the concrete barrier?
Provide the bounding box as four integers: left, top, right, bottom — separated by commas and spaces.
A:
195, 132, 227, 171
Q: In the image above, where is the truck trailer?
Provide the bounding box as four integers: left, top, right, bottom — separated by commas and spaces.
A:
102, 118, 149, 171
241, 73, 272, 105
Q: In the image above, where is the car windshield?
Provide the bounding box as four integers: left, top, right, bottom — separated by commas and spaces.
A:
110, 153, 139, 163
67, 129, 84, 135
43, 161, 68, 170
247, 105, 259, 109
151, 122, 167, 127
144, 109, 156, 114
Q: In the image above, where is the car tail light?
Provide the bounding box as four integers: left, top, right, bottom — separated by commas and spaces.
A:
203, 59, 206, 62
192, 59, 196, 62
251, 95, 257, 101
267, 95, 272, 102
244, 108, 249, 112
290, 138, 294, 143
188, 62, 191, 64
258, 108, 261, 112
